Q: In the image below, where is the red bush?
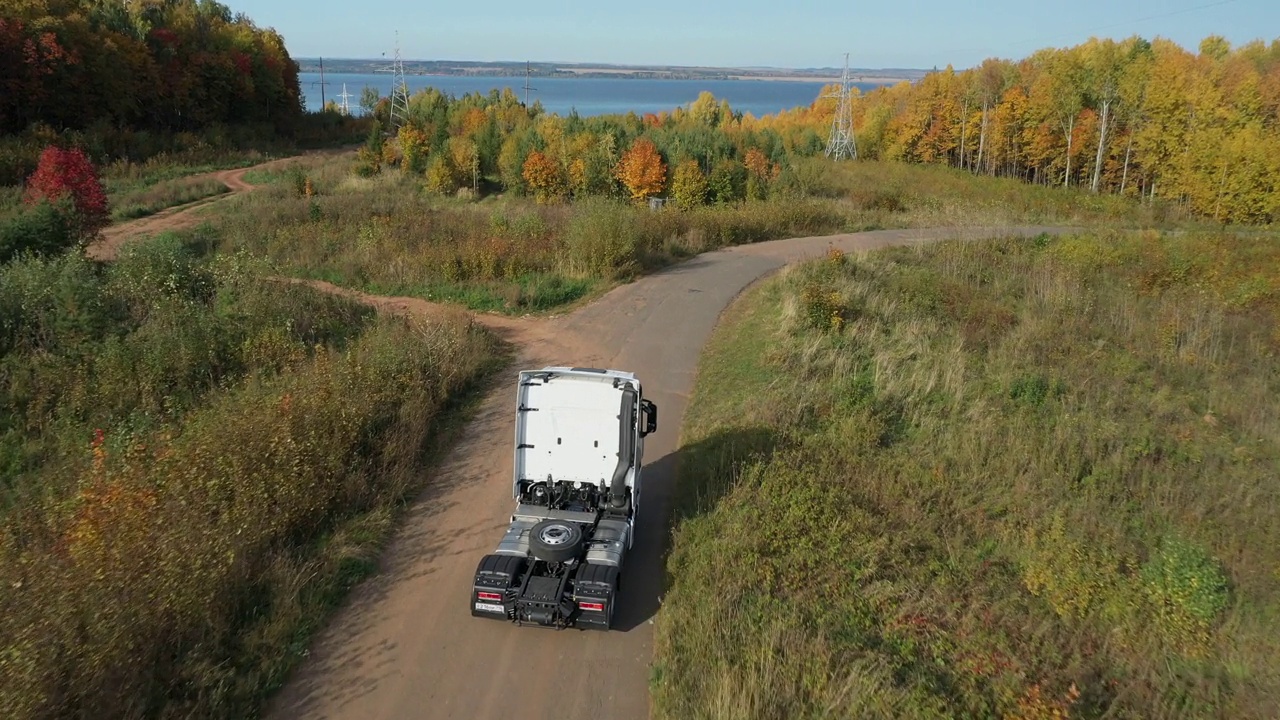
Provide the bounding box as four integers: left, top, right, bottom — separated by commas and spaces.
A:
24, 145, 109, 240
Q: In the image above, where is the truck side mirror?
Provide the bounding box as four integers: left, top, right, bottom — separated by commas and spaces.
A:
640, 399, 658, 437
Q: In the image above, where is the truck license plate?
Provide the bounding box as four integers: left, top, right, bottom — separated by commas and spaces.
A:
474, 602, 504, 613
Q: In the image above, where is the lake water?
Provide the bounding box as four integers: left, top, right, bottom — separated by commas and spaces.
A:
299, 72, 883, 118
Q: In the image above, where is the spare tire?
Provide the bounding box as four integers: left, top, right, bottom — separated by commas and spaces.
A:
529, 519, 584, 563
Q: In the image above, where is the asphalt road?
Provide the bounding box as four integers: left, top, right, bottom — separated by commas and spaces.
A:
266, 225, 1075, 720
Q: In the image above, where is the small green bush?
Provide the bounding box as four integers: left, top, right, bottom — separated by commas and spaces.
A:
0, 198, 77, 264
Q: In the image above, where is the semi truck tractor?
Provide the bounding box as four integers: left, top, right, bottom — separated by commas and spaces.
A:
470, 366, 658, 630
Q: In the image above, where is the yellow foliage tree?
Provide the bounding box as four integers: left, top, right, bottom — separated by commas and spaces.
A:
613, 138, 667, 201
448, 137, 480, 191
397, 125, 429, 175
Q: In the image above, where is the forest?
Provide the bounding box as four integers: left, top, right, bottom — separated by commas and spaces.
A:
0, 0, 321, 186
1, 0, 302, 134
356, 35, 1279, 225
781, 35, 1280, 224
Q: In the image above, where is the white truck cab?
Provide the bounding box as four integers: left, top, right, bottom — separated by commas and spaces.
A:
471, 366, 658, 630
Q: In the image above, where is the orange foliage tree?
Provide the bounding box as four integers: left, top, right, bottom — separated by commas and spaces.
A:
522, 150, 566, 202
614, 138, 668, 201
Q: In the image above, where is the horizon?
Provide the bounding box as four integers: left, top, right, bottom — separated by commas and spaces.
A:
249, 0, 1276, 70
291, 57, 927, 74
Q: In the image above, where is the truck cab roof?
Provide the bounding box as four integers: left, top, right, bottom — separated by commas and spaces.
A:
513, 367, 643, 495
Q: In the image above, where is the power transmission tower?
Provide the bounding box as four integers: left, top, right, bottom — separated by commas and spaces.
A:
823, 53, 858, 161
388, 32, 411, 131
337, 82, 353, 115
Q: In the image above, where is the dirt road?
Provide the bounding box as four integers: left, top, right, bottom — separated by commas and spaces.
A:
266, 224, 1076, 720
86, 148, 351, 261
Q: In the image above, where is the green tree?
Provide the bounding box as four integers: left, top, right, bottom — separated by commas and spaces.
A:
670, 159, 709, 209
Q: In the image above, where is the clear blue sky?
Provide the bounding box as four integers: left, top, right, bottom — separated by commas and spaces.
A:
246, 0, 1277, 69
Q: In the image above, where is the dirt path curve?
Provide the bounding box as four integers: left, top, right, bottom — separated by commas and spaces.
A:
266, 224, 1078, 720
86, 147, 353, 262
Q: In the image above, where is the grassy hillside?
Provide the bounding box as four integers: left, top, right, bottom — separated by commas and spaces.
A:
0, 234, 502, 718
654, 230, 1280, 718
204, 152, 1201, 315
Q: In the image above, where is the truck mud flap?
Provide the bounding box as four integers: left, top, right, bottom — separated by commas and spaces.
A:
471, 554, 525, 620
571, 563, 620, 631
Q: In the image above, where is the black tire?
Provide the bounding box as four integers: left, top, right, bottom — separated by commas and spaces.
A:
528, 519, 584, 563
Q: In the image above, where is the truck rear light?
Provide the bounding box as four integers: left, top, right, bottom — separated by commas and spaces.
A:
477, 591, 503, 602
578, 601, 605, 612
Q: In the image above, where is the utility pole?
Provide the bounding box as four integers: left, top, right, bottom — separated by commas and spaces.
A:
524, 60, 537, 107
311, 56, 331, 109
823, 53, 858, 161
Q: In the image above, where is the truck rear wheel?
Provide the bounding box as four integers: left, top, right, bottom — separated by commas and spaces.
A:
528, 519, 584, 563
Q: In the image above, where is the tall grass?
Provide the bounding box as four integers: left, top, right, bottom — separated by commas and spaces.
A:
211, 158, 856, 312
108, 177, 231, 220
655, 231, 1280, 719
0, 233, 501, 718
204, 153, 1206, 316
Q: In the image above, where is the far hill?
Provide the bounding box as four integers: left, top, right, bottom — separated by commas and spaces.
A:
293, 58, 928, 85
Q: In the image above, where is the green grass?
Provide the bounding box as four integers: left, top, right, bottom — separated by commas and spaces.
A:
109, 176, 230, 220
189, 152, 1213, 317
654, 230, 1280, 719
0, 231, 504, 719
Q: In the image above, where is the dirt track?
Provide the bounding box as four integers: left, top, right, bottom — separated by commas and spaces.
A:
86, 148, 350, 261
266, 224, 1077, 720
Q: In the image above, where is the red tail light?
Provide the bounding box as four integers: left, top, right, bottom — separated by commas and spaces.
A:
578, 601, 605, 612
477, 591, 503, 601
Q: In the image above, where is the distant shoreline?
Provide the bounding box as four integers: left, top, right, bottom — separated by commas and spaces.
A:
295, 58, 925, 85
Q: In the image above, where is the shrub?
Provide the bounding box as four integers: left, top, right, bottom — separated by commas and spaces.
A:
560, 199, 640, 279
1140, 536, 1230, 655
0, 198, 76, 264
23, 145, 109, 241
0, 228, 497, 718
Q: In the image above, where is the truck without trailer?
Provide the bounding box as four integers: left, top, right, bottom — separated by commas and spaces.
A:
470, 366, 658, 630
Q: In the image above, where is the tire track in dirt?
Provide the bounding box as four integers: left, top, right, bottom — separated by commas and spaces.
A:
266, 224, 1080, 720
86, 147, 354, 262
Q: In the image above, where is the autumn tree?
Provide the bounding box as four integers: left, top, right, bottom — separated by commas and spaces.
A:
425, 154, 461, 195
614, 138, 667, 201
522, 150, 566, 203
671, 159, 709, 209
689, 91, 726, 127
449, 137, 481, 192
398, 125, 429, 175
743, 147, 780, 200
1083, 38, 1127, 192
24, 146, 108, 241
0, 0, 302, 136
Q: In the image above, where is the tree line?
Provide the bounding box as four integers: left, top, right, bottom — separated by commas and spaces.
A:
365, 34, 1277, 224
767, 35, 1279, 224
1, 0, 303, 135
359, 86, 802, 208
